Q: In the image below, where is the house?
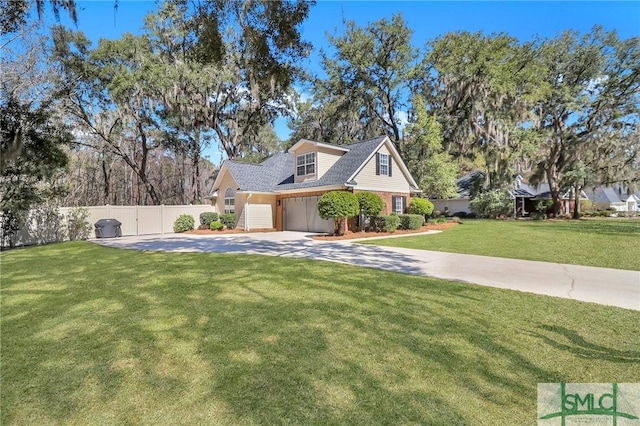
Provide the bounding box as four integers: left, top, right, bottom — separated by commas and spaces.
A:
584, 186, 640, 213
431, 170, 484, 215
433, 171, 588, 216
209, 136, 421, 233
512, 183, 588, 216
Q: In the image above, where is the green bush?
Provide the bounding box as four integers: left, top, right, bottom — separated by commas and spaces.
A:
408, 198, 434, 217
209, 220, 224, 231
67, 207, 92, 241
399, 214, 424, 230
173, 214, 195, 233
428, 217, 447, 225
220, 213, 237, 229
318, 191, 359, 235
356, 192, 384, 231
469, 190, 512, 218
383, 215, 400, 233
356, 192, 385, 216
199, 212, 218, 226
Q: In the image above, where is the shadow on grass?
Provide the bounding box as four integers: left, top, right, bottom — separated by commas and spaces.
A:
2, 242, 638, 424
530, 324, 640, 364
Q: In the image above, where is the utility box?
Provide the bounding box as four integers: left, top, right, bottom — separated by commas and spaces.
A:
94, 219, 122, 238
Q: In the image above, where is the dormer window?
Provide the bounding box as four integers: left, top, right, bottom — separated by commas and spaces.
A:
296, 153, 315, 176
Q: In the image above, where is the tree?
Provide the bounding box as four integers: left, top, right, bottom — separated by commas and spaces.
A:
1, 0, 78, 35
403, 95, 458, 198
423, 32, 547, 189
1, 21, 70, 247
156, 0, 313, 161
318, 191, 359, 235
530, 27, 640, 216
301, 14, 420, 149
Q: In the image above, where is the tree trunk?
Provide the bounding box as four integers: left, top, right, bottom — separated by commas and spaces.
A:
572, 185, 581, 219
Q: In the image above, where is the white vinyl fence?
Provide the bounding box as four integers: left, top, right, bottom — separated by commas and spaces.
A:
3, 204, 216, 248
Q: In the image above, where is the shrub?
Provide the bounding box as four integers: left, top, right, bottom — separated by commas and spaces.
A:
433, 210, 442, 218
436, 217, 447, 224
408, 198, 434, 217
531, 212, 546, 220
469, 190, 512, 218
399, 214, 424, 230
173, 214, 195, 233
382, 214, 400, 233
356, 192, 384, 230
318, 191, 359, 235
209, 220, 224, 231
356, 192, 384, 217
220, 213, 237, 229
67, 207, 92, 241
598, 210, 611, 217
199, 212, 218, 226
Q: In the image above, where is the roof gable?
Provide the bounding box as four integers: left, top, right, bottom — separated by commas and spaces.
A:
212, 136, 420, 194
288, 139, 350, 154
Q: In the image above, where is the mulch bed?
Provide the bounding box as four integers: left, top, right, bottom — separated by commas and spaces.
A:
311, 222, 458, 241
185, 222, 459, 240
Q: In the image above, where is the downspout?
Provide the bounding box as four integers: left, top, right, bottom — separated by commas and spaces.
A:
245, 193, 252, 231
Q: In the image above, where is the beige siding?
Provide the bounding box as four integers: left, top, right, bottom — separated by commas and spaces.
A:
234, 193, 247, 229
433, 199, 471, 214
215, 172, 240, 216
352, 145, 411, 193
316, 147, 342, 179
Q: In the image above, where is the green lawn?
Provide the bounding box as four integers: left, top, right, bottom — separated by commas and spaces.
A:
361, 218, 640, 271
2, 242, 639, 425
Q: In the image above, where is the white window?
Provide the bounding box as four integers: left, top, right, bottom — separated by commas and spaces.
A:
378, 153, 391, 176
392, 196, 405, 215
224, 187, 235, 214
296, 152, 316, 176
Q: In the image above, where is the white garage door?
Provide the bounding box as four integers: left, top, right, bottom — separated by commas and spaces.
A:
284, 196, 334, 233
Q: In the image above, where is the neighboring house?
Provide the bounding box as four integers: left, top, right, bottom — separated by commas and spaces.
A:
584, 187, 639, 213
513, 183, 587, 216
433, 171, 588, 216
431, 171, 484, 215
209, 136, 421, 233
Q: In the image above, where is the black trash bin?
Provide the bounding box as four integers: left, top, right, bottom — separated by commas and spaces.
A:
94, 219, 122, 238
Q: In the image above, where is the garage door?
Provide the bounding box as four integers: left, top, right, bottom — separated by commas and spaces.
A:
284, 196, 334, 233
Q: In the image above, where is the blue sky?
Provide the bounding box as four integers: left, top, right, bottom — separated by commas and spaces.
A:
48, 1, 640, 163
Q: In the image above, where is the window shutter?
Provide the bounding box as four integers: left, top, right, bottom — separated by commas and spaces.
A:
392, 196, 398, 214
375, 153, 380, 175
388, 157, 393, 177
402, 196, 406, 213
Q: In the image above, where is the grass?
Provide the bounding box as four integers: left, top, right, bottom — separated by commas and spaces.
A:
2, 242, 639, 425
360, 218, 640, 271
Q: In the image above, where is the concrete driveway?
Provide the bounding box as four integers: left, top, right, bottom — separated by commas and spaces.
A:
93, 231, 640, 311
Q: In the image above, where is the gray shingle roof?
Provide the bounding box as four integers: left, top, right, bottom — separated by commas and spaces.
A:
221, 136, 388, 193
584, 187, 622, 203
276, 136, 386, 191
455, 171, 485, 198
